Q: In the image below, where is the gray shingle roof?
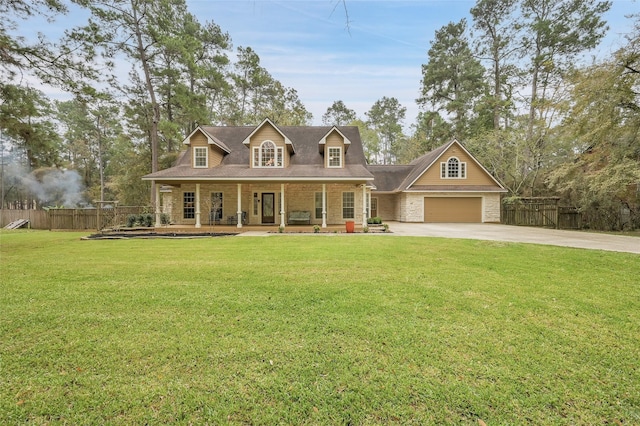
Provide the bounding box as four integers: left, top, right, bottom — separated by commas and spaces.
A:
144, 125, 505, 193
144, 124, 374, 181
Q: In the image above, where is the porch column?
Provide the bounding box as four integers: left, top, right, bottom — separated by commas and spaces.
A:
236, 183, 242, 228
362, 184, 367, 228
195, 183, 201, 228
322, 183, 327, 228
280, 184, 285, 228
154, 182, 161, 227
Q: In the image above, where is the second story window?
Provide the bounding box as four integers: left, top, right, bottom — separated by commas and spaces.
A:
440, 157, 466, 179
194, 147, 208, 168
253, 140, 283, 168
328, 147, 342, 168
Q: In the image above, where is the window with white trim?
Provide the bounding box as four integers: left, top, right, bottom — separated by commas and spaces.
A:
210, 192, 223, 222
183, 192, 195, 219
440, 157, 467, 179
342, 192, 354, 219
194, 147, 208, 168
328, 147, 342, 168
253, 140, 283, 168
315, 192, 324, 219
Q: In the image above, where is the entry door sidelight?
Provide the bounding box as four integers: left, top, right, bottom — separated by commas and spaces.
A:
262, 193, 275, 224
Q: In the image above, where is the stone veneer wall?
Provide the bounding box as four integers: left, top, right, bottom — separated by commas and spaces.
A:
371, 194, 399, 221
482, 193, 501, 222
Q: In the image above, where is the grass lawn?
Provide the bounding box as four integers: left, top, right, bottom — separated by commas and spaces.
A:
1, 230, 639, 425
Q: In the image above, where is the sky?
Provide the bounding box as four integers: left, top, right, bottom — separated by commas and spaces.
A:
186, 0, 636, 127
22, 0, 639, 128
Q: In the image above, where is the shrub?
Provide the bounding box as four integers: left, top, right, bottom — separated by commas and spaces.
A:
126, 214, 137, 228
160, 213, 170, 225
143, 213, 154, 227
313, 225, 320, 233
363, 226, 369, 233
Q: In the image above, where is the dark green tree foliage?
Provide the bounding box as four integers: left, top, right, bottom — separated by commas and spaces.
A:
1, 0, 98, 95
148, 4, 231, 151
0, 84, 61, 169
56, 97, 121, 202
365, 97, 406, 165
548, 21, 640, 230
322, 100, 357, 126
418, 19, 486, 140
71, 0, 168, 203
228, 46, 311, 126
471, 0, 519, 131
518, 0, 611, 193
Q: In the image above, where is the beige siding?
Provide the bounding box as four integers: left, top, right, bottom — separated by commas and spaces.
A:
413, 145, 496, 187
424, 197, 482, 223
209, 146, 224, 167
250, 123, 290, 168
325, 131, 345, 168
188, 131, 225, 168
190, 132, 208, 147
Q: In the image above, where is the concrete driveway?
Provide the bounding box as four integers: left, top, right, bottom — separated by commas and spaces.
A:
385, 222, 640, 254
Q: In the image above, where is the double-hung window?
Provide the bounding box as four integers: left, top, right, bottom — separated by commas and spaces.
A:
315, 192, 324, 219
253, 140, 283, 168
342, 192, 355, 219
328, 147, 342, 168
440, 157, 466, 179
210, 192, 223, 222
194, 147, 208, 168
183, 192, 195, 219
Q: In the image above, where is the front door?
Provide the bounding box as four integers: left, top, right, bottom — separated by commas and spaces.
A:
262, 193, 275, 224
371, 197, 378, 218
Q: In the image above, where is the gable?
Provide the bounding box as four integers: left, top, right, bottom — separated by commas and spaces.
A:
251, 122, 286, 147
188, 129, 225, 168
411, 144, 495, 187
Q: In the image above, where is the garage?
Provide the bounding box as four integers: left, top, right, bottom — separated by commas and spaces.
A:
424, 197, 482, 223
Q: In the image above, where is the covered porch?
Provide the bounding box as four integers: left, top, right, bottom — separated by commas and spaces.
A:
150, 180, 375, 230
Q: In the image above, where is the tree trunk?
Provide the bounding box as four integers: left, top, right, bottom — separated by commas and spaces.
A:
131, 0, 160, 206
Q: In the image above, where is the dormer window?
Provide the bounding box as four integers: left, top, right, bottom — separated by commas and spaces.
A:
194, 147, 208, 168
328, 147, 342, 168
441, 157, 466, 179
253, 140, 283, 168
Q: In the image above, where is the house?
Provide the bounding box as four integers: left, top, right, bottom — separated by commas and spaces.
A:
142, 118, 506, 229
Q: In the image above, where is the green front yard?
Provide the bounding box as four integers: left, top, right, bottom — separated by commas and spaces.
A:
1, 231, 639, 424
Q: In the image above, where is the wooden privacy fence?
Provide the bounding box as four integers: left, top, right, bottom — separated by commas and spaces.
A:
0, 209, 49, 229
502, 199, 582, 230
1, 207, 148, 230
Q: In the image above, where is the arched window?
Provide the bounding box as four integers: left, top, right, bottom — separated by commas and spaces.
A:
447, 157, 459, 177
253, 140, 283, 168
261, 140, 275, 166
440, 156, 466, 179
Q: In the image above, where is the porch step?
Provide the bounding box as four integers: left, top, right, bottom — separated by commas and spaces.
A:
366, 224, 389, 233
